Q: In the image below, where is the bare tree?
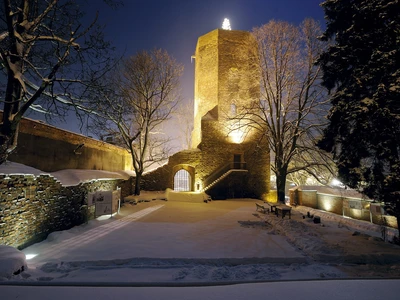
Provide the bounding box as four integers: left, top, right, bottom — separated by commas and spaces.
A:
286, 150, 336, 186
0, 0, 117, 164
173, 98, 193, 150
90, 49, 183, 195
235, 19, 333, 202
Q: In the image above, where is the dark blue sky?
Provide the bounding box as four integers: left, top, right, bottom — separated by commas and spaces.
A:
89, 0, 326, 103
46, 0, 326, 144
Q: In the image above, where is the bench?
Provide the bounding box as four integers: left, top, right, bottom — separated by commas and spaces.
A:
255, 203, 269, 214
263, 202, 277, 213
275, 205, 292, 219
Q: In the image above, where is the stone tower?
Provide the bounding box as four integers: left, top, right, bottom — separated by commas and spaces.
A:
192, 29, 260, 148
142, 28, 270, 200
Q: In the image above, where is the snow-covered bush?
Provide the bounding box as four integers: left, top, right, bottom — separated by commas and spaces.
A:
0, 245, 27, 279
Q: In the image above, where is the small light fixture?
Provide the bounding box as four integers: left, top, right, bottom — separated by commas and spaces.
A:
222, 18, 231, 30
25, 254, 37, 260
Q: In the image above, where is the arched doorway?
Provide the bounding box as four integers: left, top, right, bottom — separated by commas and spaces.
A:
174, 169, 192, 191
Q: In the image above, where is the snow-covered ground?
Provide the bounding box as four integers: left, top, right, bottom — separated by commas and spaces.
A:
1, 163, 400, 299
2, 198, 400, 280
1, 198, 400, 299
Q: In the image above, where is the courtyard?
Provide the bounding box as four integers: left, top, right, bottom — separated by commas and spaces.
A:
12, 198, 400, 283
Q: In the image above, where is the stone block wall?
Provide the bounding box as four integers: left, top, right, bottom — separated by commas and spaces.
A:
291, 188, 398, 229
342, 198, 370, 221
185, 28, 270, 199
298, 190, 318, 208
140, 150, 202, 192
140, 165, 171, 191
0, 174, 128, 249
317, 193, 344, 215
2, 113, 133, 172
192, 30, 219, 148
141, 120, 270, 200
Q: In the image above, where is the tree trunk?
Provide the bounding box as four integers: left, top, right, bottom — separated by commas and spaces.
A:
276, 171, 287, 203
1, 67, 23, 164
134, 172, 142, 195
0, 117, 19, 165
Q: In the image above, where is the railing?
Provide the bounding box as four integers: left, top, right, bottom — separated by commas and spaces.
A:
202, 162, 247, 192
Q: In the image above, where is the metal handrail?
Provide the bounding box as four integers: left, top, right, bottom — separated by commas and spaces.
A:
203, 162, 247, 189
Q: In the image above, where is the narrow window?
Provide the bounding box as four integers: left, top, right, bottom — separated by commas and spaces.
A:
230, 103, 237, 116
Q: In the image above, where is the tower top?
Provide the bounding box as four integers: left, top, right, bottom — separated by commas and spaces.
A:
222, 18, 231, 30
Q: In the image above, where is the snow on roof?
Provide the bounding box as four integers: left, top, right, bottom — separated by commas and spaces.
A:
0, 161, 135, 186
297, 185, 369, 200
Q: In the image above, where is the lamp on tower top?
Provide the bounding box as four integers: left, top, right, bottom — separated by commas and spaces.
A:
222, 18, 231, 30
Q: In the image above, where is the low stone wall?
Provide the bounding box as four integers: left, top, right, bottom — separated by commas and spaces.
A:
290, 187, 398, 229
317, 193, 344, 215
0, 174, 130, 249
298, 190, 318, 209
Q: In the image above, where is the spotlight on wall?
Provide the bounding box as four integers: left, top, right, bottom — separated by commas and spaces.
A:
229, 129, 244, 144
25, 253, 38, 260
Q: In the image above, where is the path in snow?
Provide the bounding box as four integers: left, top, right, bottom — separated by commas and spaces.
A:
26, 204, 164, 265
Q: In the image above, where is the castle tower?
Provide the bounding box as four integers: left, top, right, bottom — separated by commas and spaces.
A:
142, 28, 270, 200
192, 29, 260, 148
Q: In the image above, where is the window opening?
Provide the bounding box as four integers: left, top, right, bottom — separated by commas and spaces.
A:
174, 169, 191, 191
230, 103, 237, 116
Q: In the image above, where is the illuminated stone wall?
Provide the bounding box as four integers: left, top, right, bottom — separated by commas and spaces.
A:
317, 193, 345, 215
192, 30, 219, 148
292, 188, 398, 229
5, 114, 132, 172
142, 29, 270, 199
192, 29, 260, 148
0, 174, 130, 249
192, 29, 269, 199
298, 190, 318, 208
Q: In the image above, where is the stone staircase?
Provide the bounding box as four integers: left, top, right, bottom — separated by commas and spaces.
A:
202, 162, 248, 192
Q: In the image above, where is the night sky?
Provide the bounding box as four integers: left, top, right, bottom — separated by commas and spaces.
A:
46, 0, 326, 149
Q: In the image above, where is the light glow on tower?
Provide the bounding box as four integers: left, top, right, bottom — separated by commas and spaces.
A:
222, 18, 231, 30
229, 128, 244, 143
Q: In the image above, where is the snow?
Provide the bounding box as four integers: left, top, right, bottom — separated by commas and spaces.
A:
50, 169, 135, 186
1, 197, 400, 298
1, 166, 400, 299
1, 279, 400, 300
0, 161, 135, 186
0, 245, 27, 279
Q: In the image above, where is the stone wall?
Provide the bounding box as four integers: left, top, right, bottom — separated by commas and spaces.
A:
291, 188, 398, 229
298, 190, 318, 208
192, 29, 259, 149
187, 28, 270, 199
192, 30, 219, 148
141, 127, 270, 200
317, 193, 347, 216
140, 165, 171, 191
3, 113, 133, 172
0, 174, 129, 249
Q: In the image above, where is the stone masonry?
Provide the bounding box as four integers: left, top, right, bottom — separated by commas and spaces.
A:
0, 112, 133, 172
142, 28, 270, 199
0, 174, 131, 249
